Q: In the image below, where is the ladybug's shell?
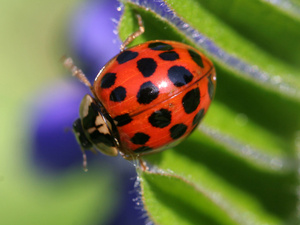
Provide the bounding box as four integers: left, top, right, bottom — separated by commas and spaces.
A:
94, 40, 216, 156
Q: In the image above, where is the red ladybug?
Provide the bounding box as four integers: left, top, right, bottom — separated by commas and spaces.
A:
64, 15, 216, 170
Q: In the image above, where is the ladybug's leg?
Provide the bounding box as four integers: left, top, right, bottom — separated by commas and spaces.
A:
120, 14, 144, 51
80, 147, 99, 172
63, 56, 93, 90
139, 158, 148, 171
81, 149, 88, 172
122, 153, 149, 171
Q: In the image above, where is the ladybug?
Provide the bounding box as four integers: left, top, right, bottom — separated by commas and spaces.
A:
64, 15, 216, 170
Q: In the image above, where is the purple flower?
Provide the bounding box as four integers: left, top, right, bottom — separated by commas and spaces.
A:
31, 81, 88, 172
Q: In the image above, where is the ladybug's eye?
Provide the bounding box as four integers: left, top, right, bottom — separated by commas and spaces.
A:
75, 94, 119, 156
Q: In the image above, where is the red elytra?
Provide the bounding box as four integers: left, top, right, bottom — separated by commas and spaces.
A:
93, 40, 216, 155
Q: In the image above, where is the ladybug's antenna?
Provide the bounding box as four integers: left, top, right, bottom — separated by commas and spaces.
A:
63, 56, 93, 89
120, 14, 145, 51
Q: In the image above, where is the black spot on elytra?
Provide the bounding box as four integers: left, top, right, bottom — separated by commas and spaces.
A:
137, 81, 159, 104
148, 108, 172, 128
137, 58, 157, 77
116, 50, 138, 64
208, 74, 215, 100
182, 88, 200, 114
148, 42, 173, 51
114, 113, 132, 126
101, 73, 116, 88
188, 49, 204, 68
170, 123, 187, 139
134, 146, 152, 153
168, 66, 193, 87
110, 86, 126, 102
159, 51, 179, 61
131, 132, 150, 145
193, 108, 205, 126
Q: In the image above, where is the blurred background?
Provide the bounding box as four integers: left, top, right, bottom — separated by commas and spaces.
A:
0, 0, 148, 224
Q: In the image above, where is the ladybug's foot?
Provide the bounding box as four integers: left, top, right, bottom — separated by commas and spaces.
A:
139, 158, 148, 171
120, 14, 145, 51
63, 56, 92, 89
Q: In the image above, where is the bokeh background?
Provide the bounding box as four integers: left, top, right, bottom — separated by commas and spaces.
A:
0, 0, 147, 224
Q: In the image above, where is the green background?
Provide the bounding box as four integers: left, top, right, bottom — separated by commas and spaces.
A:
0, 0, 119, 224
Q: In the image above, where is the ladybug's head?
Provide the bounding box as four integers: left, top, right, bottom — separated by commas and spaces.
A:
73, 94, 119, 157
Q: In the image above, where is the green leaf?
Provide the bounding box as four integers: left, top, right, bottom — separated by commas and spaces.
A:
142, 131, 297, 224
142, 172, 241, 225
119, 0, 300, 224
